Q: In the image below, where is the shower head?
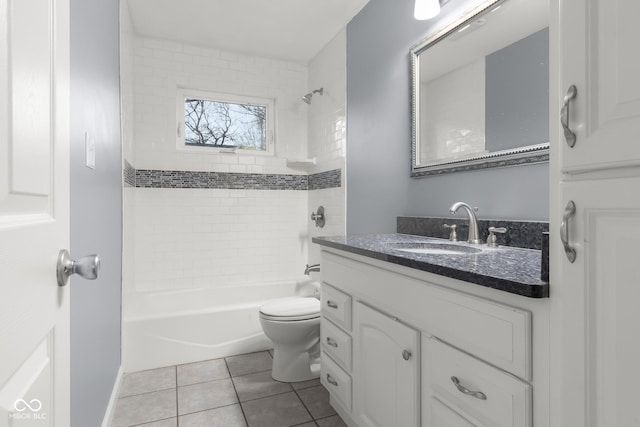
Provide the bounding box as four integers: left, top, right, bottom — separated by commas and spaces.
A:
302, 87, 324, 104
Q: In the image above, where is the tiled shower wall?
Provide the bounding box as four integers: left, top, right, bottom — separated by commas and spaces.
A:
122, 27, 346, 294
132, 188, 308, 290
307, 30, 347, 265
121, 5, 136, 294
131, 36, 308, 172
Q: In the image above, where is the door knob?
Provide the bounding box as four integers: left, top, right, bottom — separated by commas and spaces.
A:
56, 249, 101, 287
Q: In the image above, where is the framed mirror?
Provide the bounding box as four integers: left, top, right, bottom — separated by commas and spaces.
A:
410, 0, 549, 177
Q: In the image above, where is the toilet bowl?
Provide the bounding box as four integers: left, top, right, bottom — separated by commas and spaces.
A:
259, 297, 321, 382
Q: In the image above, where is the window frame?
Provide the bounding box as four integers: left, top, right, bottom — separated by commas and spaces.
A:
176, 88, 276, 156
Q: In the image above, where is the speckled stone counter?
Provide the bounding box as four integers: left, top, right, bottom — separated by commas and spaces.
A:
312, 234, 549, 298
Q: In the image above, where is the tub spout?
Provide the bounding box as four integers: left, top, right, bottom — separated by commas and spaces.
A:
304, 264, 320, 275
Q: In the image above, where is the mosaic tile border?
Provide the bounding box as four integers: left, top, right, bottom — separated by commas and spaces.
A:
308, 169, 341, 190
136, 169, 308, 190
124, 167, 342, 191
124, 159, 136, 187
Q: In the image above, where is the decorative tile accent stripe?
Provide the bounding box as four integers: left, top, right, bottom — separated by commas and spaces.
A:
135, 169, 309, 190
126, 167, 342, 191
308, 169, 341, 190
124, 159, 136, 187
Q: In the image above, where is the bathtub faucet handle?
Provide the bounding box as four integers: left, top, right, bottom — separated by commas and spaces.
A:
311, 206, 325, 228
304, 264, 320, 275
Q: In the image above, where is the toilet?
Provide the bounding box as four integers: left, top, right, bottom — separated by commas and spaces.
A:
259, 297, 321, 382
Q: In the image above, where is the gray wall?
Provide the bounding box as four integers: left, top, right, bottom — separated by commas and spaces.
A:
346, 0, 549, 234
70, 0, 122, 425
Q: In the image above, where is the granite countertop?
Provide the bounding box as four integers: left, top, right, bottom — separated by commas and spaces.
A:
312, 233, 549, 298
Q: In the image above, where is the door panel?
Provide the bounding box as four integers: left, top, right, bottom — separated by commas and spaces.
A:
0, 0, 70, 425
9, 0, 51, 196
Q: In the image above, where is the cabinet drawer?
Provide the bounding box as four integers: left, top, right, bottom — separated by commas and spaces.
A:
422, 285, 532, 380
321, 283, 352, 331
423, 335, 532, 427
321, 351, 352, 411
428, 397, 476, 427
321, 318, 352, 371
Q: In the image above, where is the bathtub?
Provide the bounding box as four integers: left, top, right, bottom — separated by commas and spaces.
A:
123, 280, 317, 372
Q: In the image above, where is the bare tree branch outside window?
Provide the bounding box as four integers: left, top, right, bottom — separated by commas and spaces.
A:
184, 98, 268, 151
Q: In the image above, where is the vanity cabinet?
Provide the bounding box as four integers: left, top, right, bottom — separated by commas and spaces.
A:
318, 249, 547, 427
551, 0, 640, 426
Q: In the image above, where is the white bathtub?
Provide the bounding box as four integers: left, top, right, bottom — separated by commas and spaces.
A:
123, 281, 317, 372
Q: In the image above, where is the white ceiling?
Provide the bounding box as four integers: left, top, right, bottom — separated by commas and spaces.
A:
125, 0, 370, 63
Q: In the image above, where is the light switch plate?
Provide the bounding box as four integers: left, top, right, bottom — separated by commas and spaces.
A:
85, 132, 95, 169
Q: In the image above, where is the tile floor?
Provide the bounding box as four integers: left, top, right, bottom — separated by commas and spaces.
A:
111, 351, 347, 427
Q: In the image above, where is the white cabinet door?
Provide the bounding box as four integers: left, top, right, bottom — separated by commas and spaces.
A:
0, 0, 71, 425
553, 0, 640, 426
559, 0, 640, 174
555, 178, 640, 427
352, 302, 420, 427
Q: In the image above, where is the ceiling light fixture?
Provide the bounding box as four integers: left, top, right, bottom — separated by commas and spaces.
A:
414, 0, 441, 20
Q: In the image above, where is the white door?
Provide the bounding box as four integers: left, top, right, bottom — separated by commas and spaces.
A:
0, 0, 70, 426
352, 302, 420, 427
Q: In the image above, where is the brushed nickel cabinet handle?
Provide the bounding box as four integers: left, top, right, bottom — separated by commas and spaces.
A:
326, 300, 338, 309
561, 85, 578, 147
560, 200, 577, 263
451, 376, 487, 400
326, 337, 338, 348
326, 374, 338, 386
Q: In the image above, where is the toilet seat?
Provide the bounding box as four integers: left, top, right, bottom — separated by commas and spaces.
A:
259, 297, 320, 321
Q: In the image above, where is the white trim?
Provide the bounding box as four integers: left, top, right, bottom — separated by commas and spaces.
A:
101, 365, 124, 427
175, 88, 276, 156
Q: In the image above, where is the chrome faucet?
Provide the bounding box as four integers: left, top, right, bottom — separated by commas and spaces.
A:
449, 202, 481, 244
304, 264, 320, 275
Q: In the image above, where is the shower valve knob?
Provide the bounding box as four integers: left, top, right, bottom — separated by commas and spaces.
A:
311, 206, 325, 228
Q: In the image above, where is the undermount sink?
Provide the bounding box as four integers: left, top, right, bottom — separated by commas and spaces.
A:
388, 241, 483, 255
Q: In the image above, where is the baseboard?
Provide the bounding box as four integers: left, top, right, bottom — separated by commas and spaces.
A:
101, 365, 124, 427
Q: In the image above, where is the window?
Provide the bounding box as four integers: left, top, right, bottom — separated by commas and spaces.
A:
177, 89, 275, 154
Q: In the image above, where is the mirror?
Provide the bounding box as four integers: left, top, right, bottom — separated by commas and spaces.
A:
410, 0, 549, 176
